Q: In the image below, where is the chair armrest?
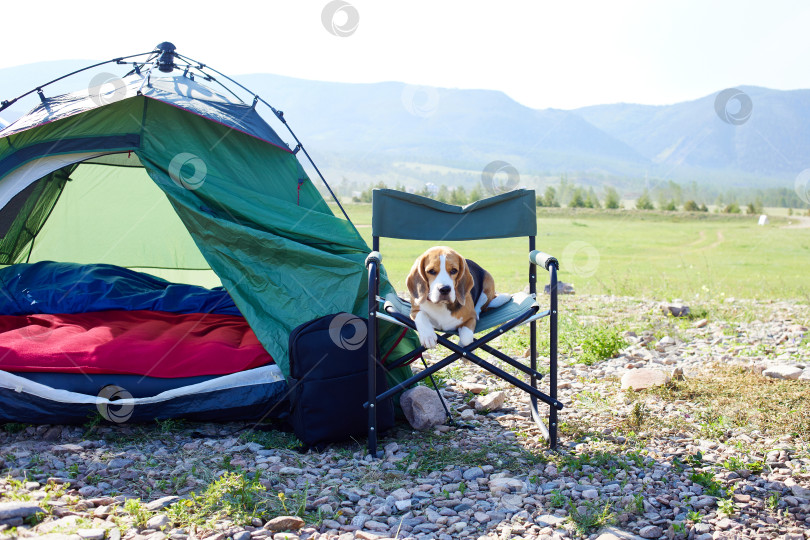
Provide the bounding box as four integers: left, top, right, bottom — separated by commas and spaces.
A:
365, 251, 382, 267
530, 250, 559, 271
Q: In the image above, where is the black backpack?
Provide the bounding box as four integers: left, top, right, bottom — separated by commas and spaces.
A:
287, 312, 394, 448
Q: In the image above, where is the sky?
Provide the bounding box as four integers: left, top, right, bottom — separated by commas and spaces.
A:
2, 0, 810, 110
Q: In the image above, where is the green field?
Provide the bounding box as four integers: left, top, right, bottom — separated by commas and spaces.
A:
335, 203, 810, 301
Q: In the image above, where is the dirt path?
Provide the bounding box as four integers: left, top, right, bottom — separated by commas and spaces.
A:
782, 215, 810, 229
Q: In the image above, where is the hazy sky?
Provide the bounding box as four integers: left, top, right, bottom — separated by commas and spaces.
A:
2, 0, 809, 110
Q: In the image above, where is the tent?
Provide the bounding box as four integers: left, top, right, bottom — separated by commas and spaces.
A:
0, 44, 413, 424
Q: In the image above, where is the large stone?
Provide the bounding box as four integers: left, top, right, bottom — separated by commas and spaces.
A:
660, 303, 690, 317
145, 514, 170, 530
763, 365, 803, 380
145, 496, 180, 511
489, 476, 524, 494
77, 529, 106, 540
400, 386, 447, 430
264, 516, 305, 531
620, 368, 670, 391
473, 390, 506, 412
544, 282, 575, 295
639, 525, 663, 539
0, 501, 44, 521
595, 526, 647, 540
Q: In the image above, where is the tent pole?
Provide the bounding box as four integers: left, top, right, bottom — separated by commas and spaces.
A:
0, 51, 157, 113
173, 54, 356, 229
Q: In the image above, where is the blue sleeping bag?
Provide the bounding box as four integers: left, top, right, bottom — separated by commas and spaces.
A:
0, 261, 241, 316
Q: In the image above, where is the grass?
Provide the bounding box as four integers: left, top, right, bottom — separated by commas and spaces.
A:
645, 366, 810, 439
167, 472, 270, 529
339, 202, 810, 300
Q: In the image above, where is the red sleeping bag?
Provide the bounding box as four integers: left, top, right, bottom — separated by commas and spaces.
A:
0, 310, 272, 378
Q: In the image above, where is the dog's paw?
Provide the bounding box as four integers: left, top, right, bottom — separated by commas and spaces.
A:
419, 330, 438, 349
458, 326, 474, 347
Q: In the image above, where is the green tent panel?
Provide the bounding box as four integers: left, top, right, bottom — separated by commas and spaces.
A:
0, 73, 416, 383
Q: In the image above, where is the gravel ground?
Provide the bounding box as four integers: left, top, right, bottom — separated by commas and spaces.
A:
0, 295, 808, 540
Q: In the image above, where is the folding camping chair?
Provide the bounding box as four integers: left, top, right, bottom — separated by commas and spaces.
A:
364, 188, 564, 456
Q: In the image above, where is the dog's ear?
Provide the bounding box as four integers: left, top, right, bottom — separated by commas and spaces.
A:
455, 256, 474, 306
407, 255, 429, 305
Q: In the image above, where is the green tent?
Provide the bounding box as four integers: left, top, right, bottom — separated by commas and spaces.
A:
0, 54, 414, 383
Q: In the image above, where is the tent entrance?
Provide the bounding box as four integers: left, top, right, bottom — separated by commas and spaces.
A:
1, 152, 219, 287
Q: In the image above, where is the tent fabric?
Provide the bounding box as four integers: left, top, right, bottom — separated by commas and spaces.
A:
0, 71, 417, 387
0, 366, 288, 423
372, 188, 538, 240
0, 262, 239, 316
13, 371, 224, 398
0, 310, 272, 377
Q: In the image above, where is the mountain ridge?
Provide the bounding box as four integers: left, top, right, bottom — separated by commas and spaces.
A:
1, 61, 807, 189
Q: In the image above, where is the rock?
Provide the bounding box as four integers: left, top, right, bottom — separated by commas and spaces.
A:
763, 365, 803, 380
42, 426, 63, 441
462, 467, 485, 481
146, 514, 170, 530
264, 516, 305, 531
655, 336, 677, 350
145, 496, 180, 511
355, 531, 383, 540
390, 488, 410, 500
693, 318, 708, 328
489, 477, 524, 494
474, 511, 490, 522
107, 458, 133, 469
279, 466, 303, 474
638, 525, 663, 538
459, 408, 476, 420
582, 489, 598, 499
233, 532, 252, 540
535, 514, 566, 527
51, 443, 83, 454
77, 529, 106, 540
459, 381, 486, 394
620, 368, 670, 391
400, 386, 447, 430
273, 534, 299, 540
0, 501, 45, 521
473, 391, 506, 412
800, 368, 810, 380
544, 281, 575, 295
660, 303, 690, 317
596, 526, 647, 539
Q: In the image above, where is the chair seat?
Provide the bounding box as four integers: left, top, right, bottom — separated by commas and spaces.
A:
384, 292, 538, 334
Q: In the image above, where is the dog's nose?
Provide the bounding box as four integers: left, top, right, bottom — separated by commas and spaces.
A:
439, 285, 451, 295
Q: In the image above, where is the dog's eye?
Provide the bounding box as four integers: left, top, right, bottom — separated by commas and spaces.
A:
449, 269, 458, 275
427, 269, 437, 275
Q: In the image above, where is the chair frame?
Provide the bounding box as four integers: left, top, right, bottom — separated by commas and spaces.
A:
364, 194, 563, 457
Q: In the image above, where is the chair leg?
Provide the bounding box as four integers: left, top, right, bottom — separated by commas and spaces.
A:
367, 261, 379, 457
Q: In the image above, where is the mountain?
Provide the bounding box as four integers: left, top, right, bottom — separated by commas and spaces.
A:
575, 86, 810, 182
2, 61, 808, 189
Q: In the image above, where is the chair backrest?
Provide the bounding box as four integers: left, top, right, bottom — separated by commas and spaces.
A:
372, 188, 536, 241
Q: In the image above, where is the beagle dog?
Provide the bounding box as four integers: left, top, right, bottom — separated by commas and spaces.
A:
407, 246, 511, 349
